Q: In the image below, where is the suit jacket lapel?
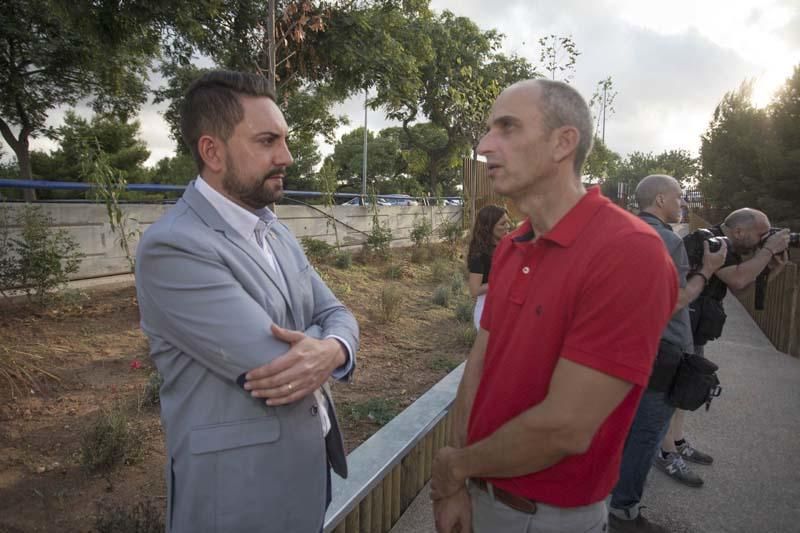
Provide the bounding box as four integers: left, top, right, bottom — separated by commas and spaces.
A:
181, 182, 294, 309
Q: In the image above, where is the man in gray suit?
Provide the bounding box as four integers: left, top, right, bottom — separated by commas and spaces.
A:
135, 70, 359, 533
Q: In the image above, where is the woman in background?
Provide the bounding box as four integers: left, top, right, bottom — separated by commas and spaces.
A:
467, 205, 511, 329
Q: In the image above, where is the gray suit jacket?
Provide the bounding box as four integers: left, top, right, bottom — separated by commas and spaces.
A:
135, 183, 358, 533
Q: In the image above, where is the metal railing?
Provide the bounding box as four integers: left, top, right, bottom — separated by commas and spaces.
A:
0, 178, 462, 206
324, 364, 463, 532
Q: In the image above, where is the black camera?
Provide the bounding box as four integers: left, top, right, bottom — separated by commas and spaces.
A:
761, 227, 800, 250
683, 228, 731, 269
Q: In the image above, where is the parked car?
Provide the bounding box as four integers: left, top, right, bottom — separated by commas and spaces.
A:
341, 196, 389, 207
380, 194, 418, 206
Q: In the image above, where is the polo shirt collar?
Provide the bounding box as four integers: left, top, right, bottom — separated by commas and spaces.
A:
513, 186, 608, 247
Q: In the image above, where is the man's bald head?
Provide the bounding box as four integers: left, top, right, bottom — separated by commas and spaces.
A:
503, 79, 594, 175
635, 175, 681, 210
723, 208, 769, 230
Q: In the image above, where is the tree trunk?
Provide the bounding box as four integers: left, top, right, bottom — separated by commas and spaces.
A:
0, 118, 36, 202
266, 0, 277, 94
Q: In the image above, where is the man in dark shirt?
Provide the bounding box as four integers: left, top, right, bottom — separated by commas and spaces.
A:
657, 208, 790, 487
609, 175, 727, 532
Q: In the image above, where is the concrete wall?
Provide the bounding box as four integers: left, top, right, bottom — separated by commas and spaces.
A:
1, 202, 462, 280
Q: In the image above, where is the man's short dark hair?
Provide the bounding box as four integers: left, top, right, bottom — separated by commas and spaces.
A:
180, 70, 277, 172
534, 79, 594, 175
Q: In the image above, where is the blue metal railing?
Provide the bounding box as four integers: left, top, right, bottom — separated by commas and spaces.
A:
0, 179, 463, 205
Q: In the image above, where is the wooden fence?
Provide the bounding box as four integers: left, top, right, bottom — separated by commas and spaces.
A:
734, 263, 800, 357
461, 158, 523, 228
323, 364, 462, 533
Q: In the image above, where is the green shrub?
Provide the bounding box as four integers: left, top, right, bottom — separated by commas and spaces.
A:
453, 298, 474, 323
364, 217, 393, 262
95, 499, 164, 533
379, 284, 403, 322
438, 218, 463, 256
334, 250, 352, 269
348, 398, 401, 426
457, 324, 478, 347
410, 216, 433, 248
430, 259, 452, 282
0, 205, 84, 305
383, 263, 405, 280
432, 285, 451, 307
301, 237, 334, 263
449, 272, 466, 295
139, 371, 163, 410
429, 356, 460, 373
80, 408, 143, 472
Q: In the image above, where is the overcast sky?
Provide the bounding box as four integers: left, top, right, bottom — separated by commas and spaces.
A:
6, 0, 799, 168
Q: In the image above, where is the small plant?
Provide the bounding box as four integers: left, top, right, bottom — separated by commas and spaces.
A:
438, 218, 463, 258
410, 216, 433, 248
364, 188, 393, 261
83, 142, 140, 271
0, 205, 84, 305
457, 324, 478, 347
383, 263, 405, 280
80, 408, 143, 472
139, 371, 163, 410
429, 356, 461, 372
95, 499, 164, 533
334, 250, 353, 269
301, 237, 334, 263
432, 285, 451, 307
453, 298, 474, 323
378, 284, 403, 322
348, 398, 401, 426
449, 272, 466, 295
430, 259, 452, 282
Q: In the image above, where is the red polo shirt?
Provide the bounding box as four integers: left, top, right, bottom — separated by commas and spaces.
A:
468, 187, 677, 507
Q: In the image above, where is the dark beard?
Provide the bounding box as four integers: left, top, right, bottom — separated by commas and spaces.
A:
222, 168, 284, 210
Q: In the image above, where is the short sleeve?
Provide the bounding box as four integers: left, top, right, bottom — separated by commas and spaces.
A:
561, 233, 678, 386
468, 254, 486, 274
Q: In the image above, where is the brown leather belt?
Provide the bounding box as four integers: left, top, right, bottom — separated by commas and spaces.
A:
471, 478, 538, 514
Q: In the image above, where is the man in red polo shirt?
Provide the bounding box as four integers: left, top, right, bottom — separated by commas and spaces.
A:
430, 79, 678, 532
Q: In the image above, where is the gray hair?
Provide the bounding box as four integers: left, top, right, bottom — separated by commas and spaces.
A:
533, 79, 594, 175
635, 174, 679, 209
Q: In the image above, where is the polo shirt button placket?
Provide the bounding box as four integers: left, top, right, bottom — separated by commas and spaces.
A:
522, 266, 530, 274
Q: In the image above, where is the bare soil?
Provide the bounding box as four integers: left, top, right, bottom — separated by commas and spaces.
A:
0, 246, 472, 532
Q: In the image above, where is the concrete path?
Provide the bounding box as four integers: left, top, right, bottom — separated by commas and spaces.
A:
391, 295, 800, 533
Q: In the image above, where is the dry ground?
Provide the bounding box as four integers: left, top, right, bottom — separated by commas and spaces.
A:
0, 245, 473, 532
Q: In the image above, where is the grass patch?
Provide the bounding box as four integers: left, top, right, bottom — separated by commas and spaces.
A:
95, 499, 164, 533
80, 408, 144, 472
383, 263, 406, 280
453, 298, 474, 323
432, 285, 451, 307
429, 356, 461, 373
378, 284, 403, 322
348, 398, 402, 426
301, 237, 334, 263
334, 250, 353, 269
456, 324, 478, 348
430, 259, 453, 282
138, 371, 163, 410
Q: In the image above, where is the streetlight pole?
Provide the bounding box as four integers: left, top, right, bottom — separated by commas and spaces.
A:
362, 88, 368, 199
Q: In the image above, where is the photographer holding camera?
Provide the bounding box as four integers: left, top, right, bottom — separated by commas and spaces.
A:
656, 208, 791, 489
609, 175, 727, 533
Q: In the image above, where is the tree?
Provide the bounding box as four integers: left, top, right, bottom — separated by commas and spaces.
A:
0, 0, 169, 201
537, 34, 580, 83
699, 81, 771, 211
328, 127, 404, 192
589, 77, 617, 143
29, 112, 150, 199
584, 136, 621, 183
602, 149, 698, 202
